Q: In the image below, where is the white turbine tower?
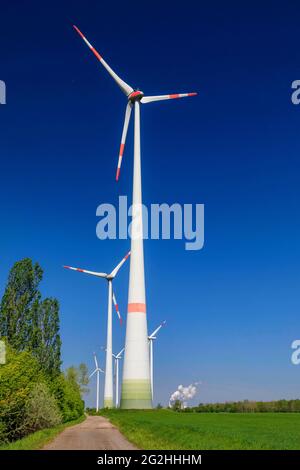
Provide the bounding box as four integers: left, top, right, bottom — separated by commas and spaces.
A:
73, 25, 197, 408
63, 251, 130, 408
148, 321, 166, 401
112, 348, 125, 408
89, 353, 104, 412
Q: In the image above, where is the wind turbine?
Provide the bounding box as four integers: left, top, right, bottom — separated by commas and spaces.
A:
148, 321, 166, 401
112, 348, 125, 408
73, 25, 197, 409
89, 353, 104, 412
63, 251, 130, 408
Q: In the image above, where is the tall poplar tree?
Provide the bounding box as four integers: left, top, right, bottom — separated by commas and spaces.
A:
30, 298, 62, 376
0, 258, 61, 375
0, 258, 43, 350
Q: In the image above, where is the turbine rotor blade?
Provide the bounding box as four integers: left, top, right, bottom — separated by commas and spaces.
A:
110, 251, 131, 278
63, 265, 107, 278
94, 353, 99, 369
112, 291, 122, 325
89, 369, 97, 378
116, 347, 125, 359
141, 93, 197, 104
73, 25, 133, 96
149, 320, 166, 339
116, 102, 133, 181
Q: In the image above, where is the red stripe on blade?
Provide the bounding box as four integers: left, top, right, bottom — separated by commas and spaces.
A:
73, 25, 85, 39
119, 143, 125, 156
188, 93, 197, 96
91, 47, 102, 61
169, 94, 180, 99
116, 168, 120, 181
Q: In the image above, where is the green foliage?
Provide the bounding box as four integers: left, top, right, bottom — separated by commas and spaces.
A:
101, 409, 300, 450
64, 364, 89, 396
190, 399, 300, 413
50, 370, 84, 423
0, 259, 43, 350
0, 259, 61, 377
0, 258, 83, 445
77, 363, 89, 395
23, 383, 62, 433
0, 343, 45, 443
86, 407, 101, 415
171, 399, 182, 411
0, 344, 84, 444
30, 298, 62, 377
0, 415, 85, 450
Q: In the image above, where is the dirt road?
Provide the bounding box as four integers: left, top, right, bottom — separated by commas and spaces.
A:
43, 416, 137, 450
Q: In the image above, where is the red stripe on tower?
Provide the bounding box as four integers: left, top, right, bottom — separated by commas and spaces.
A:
128, 303, 146, 313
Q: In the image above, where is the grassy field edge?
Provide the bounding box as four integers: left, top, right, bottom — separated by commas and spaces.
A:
100, 410, 300, 450
0, 415, 86, 450
100, 409, 173, 450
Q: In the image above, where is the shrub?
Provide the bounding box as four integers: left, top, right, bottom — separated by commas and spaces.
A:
50, 373, 84, 422
23, 383, 62, 433
0, 342, 45, 443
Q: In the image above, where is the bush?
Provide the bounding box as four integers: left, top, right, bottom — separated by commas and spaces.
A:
23, 383, 62, 433
50, 373, 84, 422
0, 342, 45, 443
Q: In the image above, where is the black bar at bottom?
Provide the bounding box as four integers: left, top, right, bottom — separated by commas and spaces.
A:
0, 450, 299, 466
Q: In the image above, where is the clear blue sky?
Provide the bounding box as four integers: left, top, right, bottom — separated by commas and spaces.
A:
0, 1, 300, 407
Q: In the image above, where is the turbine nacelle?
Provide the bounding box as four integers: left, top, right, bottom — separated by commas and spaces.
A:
128, 90, 144, 103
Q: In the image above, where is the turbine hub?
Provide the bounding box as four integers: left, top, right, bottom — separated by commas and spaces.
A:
128, 90, 144, 102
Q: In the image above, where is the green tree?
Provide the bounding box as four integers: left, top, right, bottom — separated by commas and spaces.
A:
78, 363, 89, 395
30, 298, 62, 376
65, 364, 89, 396
0, 259, 61, 376
172, 399, 183, 411
0, 259, 43, 350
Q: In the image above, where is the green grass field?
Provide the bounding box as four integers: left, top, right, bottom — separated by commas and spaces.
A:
101, 410, 300, 450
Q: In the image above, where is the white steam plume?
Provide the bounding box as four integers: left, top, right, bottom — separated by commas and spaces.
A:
169, 382, 200, 408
